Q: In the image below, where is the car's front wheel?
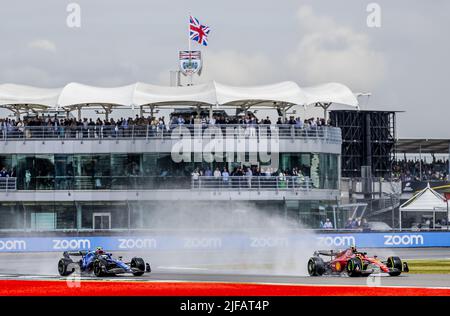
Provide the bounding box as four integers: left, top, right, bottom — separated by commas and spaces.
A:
386, 256, 403, 276
131, 257, 145, 276
93, 260, 105, 277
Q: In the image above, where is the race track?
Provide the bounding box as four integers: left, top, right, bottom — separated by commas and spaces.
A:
0, 248, 449, 289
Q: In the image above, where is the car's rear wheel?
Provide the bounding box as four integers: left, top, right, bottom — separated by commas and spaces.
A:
93, 260, 105, 277
307, 257, 325, 276
387, 256, 403, 276
58, 258, 74, 276
346, 257, 363, 277
131, 257, 145, 276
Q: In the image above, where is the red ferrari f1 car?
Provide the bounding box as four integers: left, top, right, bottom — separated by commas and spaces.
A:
307, 246, 409, 277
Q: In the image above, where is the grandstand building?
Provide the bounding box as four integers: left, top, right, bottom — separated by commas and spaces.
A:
0, 81, 362, 231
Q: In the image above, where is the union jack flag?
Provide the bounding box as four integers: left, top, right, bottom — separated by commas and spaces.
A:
189, 16, 210, 46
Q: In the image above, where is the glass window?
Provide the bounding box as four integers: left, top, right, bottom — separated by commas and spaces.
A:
72, 155, 94, 189
111, 154, 141, 189
319, 153, 339, 189
142, 154, 158, 176
16, 155, 34, 190
55, 203, 77, 229
55, 155, 74, 190
0, 155, 14, 175
35, 155, 55, 190
0, 203, 24, 229
92, 155, 111, 189
25, 204, 56, 230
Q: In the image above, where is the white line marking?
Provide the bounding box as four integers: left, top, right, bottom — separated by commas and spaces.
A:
157, 266, 209, 271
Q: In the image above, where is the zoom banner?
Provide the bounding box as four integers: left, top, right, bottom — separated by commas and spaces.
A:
0, 232, 449, 252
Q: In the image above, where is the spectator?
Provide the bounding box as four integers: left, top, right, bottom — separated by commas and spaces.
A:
222, 168, 230, 186
204, 167, 212, 177
323, 218, 333, 229
213, 167, 221, 178
344, 218, 353, 229
361, 218, 370, 231
25, 170, 31, 189
191, 168, 200, 188
0, 167, 8, 177
245, 167, 253, 188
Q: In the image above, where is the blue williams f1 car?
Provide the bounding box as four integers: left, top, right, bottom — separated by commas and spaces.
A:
58, 247, 151, 277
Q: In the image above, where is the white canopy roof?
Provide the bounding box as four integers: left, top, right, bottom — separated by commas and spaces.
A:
57, 82, 136, 108
0, 83, 61, 107
0, 81, 359, 109
400, 184, 448, 212
303, 83, 359, 106
214, 81, 307, 106
134, 81, 216, 106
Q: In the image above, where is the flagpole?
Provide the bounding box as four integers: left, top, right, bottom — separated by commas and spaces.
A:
188, 13, 193, 86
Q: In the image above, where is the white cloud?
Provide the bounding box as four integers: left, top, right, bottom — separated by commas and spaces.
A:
197, 50, 277, 85
287, 5, 386, 90
158, 50, 277, 86
28, 39, 57, 53
159, 5, 386, 91
0, 66, 58, 86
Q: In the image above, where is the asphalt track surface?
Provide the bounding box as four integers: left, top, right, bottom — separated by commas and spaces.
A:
0, 248, 449, 288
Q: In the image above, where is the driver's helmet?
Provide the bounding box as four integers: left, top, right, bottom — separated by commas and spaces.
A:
95, 246, 104, 255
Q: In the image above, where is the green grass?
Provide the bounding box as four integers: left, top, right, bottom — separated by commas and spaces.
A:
407, 259, 450, 274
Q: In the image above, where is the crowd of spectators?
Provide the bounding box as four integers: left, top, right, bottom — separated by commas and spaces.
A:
168, 113, 331, 128
0, 166, 14, 178
344, 217, 369, 229
318, 217, 370, 230
0, 113, 331, 139
190, 165, 311, 189
392, 158, 449, 181
191, 165, 308, 179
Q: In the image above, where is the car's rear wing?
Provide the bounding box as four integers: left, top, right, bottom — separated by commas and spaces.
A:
314, 250, 342, 257
63, 250, 87, 258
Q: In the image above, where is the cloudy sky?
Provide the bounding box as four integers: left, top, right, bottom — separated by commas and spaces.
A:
0, 0, 448, 137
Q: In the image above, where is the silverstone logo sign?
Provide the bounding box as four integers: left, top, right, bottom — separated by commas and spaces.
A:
179, 50, 202, 76
171, 125, 280, 170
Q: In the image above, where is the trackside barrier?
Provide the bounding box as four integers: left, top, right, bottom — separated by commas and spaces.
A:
0, 232, 448, 252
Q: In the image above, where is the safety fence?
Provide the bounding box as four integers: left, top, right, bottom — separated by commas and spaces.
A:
0, 177, 16, 192
1, 175, 327, 191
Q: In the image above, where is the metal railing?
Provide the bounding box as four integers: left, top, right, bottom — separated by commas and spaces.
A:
192, 176, 314, 191
9, 175, 329, 191
0, 124, 341, 143
0, 177, 17, 192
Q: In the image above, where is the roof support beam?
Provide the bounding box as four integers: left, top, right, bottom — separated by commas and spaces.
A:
314, 102, 332, 121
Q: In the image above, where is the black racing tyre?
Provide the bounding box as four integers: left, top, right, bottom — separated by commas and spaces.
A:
93, 260, 105, 277
307, 257, 325, 276
58, 258, 74, 276
131, 257, 145, 276
346, 257, 363, 277
387, 256, 403, 276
